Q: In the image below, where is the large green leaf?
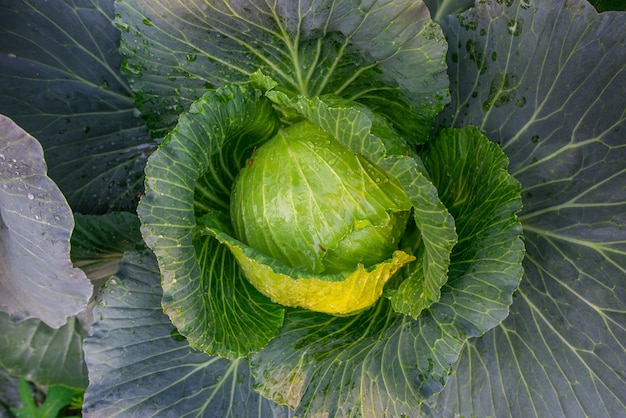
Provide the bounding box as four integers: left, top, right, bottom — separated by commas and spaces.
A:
115, 0, 449, 141
0, 0, 154, 213
71, 212, 143, 286
423, 0, 474, 21
138, 83, 285, 359
83, 247, 291, 417
0, 313, 87, 390
252, 126, 523, 415
0, 115, 92, 328
430, 0, 626, 416
0, 201, 145, 394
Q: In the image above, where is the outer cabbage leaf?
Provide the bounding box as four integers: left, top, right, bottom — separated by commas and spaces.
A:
252, 125, 523, 415
0, 314, 87, 389
83, 248, 292, 417
0, 115, 92, 328
429, 0, 626, 416
0, 0, 154, 213
71, 212, 143, 286
115, 0, 449, 142
138, 84, 285, 359
71, 211, 146, 332
422, 127, 524, 335
0, 212, 143, 393
423, 0, 474, 21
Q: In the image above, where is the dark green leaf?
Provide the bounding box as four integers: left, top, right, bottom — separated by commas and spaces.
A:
432, 0, 626, 415
70, 211, 145, 331
71, 212, 143, 285
423, 0, 474, 21
252, 302, 462, 416
0, 314, 88, 389
422, 126, 524, 334
589, 0, 626, 12
115, 0, 449, 141
138, 84, 284, 359
0, 115, 92, 328
83, 248, 291, 417
0, 0, 154, 213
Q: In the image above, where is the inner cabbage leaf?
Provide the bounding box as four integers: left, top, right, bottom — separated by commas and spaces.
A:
231, 120, 412, 275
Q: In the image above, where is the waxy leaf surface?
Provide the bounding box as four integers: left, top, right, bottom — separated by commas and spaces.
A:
428, 0, 626, 416
83, 248, 291, 417
115, 0, 449, 141
0, 0, 154, 213
0, 115, 92, 328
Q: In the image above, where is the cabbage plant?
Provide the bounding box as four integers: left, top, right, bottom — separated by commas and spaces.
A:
0, 0, 624, 417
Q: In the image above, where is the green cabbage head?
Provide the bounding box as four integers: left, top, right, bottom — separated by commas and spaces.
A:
180, 74, 458, 317
138, 73, 522, 361
231, 120, 413, 274
226, 119, 415, 313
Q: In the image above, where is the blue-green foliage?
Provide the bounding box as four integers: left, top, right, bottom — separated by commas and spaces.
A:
0, 1, 623, 417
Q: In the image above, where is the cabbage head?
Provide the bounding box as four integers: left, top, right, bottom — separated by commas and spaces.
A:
231, 120, 412, 276
138, 73, 522, 374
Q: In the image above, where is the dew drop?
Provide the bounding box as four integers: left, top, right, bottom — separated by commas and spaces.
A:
27, 193, 34, 200
507, 19, 524, 36
115, 18, 131, 33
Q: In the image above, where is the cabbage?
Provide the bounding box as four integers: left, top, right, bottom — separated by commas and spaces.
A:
226, 119, 417, 314
3, 1, 622, 417
188, 78, 458, 316
231, 120, 412, 275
